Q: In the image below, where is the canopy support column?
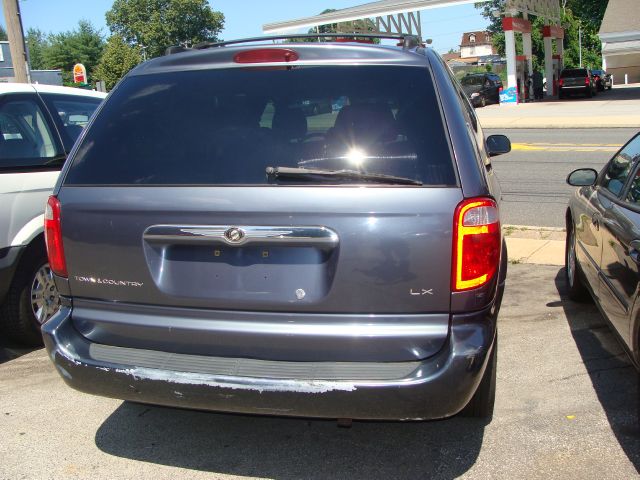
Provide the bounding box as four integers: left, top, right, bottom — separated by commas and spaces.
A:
505, 26, 517, 89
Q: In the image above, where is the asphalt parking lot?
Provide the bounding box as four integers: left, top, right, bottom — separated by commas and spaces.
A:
1, 263, 639, 480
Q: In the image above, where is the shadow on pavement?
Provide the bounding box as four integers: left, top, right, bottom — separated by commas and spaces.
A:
96, 403, 485, 479
553, 268, 640, 472
0, 337, 38, 365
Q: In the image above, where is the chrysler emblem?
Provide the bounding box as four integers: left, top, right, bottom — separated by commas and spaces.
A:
224, 227, 245, 243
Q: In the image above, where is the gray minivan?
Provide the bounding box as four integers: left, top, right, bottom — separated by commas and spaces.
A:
42, 35, 509, 421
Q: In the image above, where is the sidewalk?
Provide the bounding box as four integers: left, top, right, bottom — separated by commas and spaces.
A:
504, 225, 565, 266
477, 84, 640, 129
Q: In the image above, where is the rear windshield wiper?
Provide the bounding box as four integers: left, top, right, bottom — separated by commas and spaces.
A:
266, 166, 422, 186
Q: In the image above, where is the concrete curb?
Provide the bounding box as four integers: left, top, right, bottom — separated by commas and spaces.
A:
503, 225, 565, 267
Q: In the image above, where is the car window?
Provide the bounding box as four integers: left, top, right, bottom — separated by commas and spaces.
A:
622, 136, 640, 204
64, 66, 456, 186
601, 134, 640, 197
561, 69, 587, 78
0, 96, 62, 169
40, 94, 103, 152
461, 76, 483, 86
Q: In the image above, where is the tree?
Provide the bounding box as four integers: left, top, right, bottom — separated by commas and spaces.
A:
560, 8, 602, 69
106, 0, 224, 58
0, 25, 7, 41
26, 28, 49, 70
563, 0, 607, 30
94, 34, 142, 90
43, 20, 105, 84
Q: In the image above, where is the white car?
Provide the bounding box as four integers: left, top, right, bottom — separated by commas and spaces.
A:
0, 83, 106, 345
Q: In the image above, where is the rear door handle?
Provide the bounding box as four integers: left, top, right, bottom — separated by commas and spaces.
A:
143, 225, 339, 248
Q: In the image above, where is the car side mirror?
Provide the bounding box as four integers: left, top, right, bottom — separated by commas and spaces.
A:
567, 168, 598, 186
486, 135, 511, 157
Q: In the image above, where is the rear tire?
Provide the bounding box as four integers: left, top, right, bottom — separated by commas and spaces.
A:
460, 334, 497, 420
565, 225, 589, 302
558, 90, 564, 100
0, 249, 59, 346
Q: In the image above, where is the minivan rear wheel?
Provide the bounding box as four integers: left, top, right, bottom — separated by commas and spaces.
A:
0, 250, 58, 346
460, 334, 497, 419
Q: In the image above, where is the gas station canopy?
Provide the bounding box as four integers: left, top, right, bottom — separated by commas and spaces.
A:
263, 0, 562, 101
263, 0, 560, 35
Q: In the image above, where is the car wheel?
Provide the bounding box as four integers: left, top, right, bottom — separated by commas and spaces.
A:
565, 226, 589, 302
460, 334, 497, 420
586, 88, 593, 98
0, 251, 59, 346
608, 84, 612, 91
558, 90, 564, 100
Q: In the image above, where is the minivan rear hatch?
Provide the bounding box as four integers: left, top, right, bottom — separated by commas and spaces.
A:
58, 55, 461, 362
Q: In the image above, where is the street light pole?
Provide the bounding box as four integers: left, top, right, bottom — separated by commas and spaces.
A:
578, 26, 582, 67
1, 0, 30, 83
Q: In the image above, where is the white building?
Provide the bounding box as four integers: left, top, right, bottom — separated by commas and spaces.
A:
599, 0, 640, 84
460, 31, 494, 59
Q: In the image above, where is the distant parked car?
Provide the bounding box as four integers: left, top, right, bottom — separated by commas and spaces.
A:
558, 68, 597, 99
460, 73, 503, 107
565, 132, 640, 374
0, 84, 105, 345
591, 69, 612, 91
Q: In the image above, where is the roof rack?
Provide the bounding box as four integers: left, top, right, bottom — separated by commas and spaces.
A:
165, 34, 422, 55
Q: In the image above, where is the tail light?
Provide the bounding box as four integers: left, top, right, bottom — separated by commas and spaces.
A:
45, 196, 67, 278
585, 77, 590, 85
452, 198, 500, 292
558, 79, 564, 87
233, 49, 299, 64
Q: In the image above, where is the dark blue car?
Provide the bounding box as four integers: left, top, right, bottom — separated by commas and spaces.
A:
566, 132, 640, 374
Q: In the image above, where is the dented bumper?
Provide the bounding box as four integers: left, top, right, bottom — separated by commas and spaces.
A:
42, 304, 497, 420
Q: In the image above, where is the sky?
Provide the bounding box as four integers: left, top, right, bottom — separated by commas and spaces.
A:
1, 0, 489, 54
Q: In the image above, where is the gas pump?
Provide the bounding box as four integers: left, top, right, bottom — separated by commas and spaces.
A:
515, 55, 529, 102
551, 55, 562, 95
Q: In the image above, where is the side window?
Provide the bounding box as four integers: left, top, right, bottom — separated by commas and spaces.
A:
622, 136, 640, 204
625, 169, 640, 205
0, 96, 62, 169
601, 134, 640, 197
40, 94, 103, 152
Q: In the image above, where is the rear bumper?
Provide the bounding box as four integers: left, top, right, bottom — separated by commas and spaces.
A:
0, 246, 25, 304
559, 86, 590, 93
43, 303, 498, 421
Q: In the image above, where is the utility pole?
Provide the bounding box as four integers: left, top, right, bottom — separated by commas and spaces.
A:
2, 0, 30, 83
578, 26, 582, 67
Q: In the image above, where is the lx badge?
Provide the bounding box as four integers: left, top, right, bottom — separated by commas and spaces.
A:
410, 288, 433, 296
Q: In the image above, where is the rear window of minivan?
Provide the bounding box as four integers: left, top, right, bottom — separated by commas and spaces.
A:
64, 66, 456, 186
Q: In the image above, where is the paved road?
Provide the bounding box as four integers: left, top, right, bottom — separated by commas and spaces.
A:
1, 264, 638, 479
487, 128, 638, 228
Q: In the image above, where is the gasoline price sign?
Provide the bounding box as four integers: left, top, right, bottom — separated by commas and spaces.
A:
73, 63, 87, 84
